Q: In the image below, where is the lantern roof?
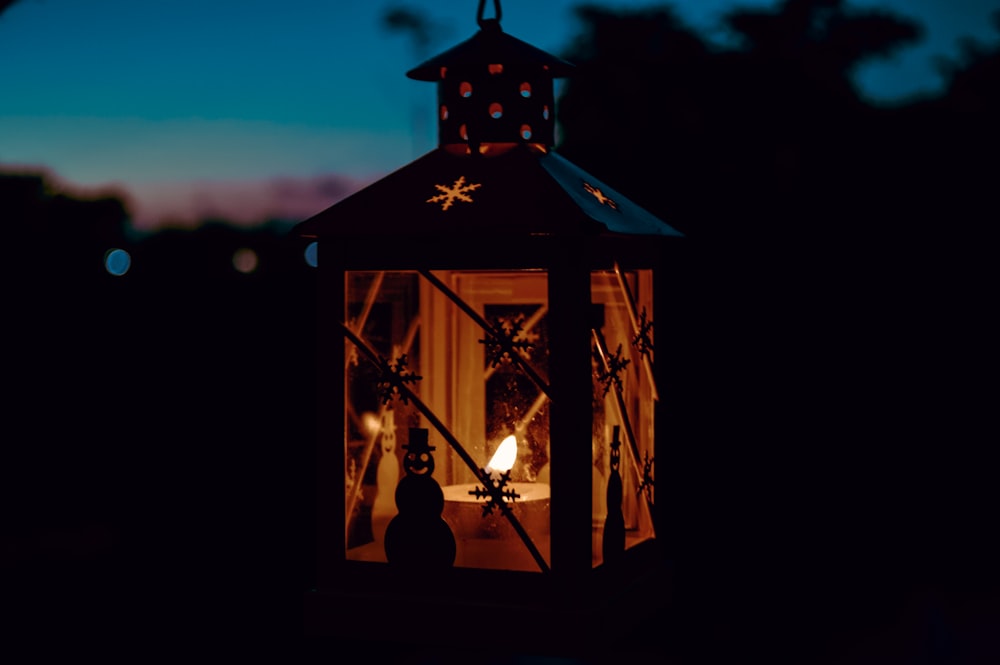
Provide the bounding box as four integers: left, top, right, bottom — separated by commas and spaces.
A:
405, 10, 575, 81
295, 1, 682, 244
294, 144, 681, 240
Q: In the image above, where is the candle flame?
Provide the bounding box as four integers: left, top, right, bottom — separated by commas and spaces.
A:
486, 435, 517, 473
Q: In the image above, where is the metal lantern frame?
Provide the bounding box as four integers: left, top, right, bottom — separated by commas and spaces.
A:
300, 1, 682, 648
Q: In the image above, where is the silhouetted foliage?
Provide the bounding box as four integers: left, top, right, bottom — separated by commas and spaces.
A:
725, 0, 922, 66
1, 170, 318, 636
382, 5, 439, 52
557, 3, 997, 661
0, 0, 20, 18
558, 0, 926, 243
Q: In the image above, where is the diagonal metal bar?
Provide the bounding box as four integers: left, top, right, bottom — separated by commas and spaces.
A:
592, 327, 655, 515
613, 262, 659, 402
341, 321, 551, 574
417, 269, 553, 400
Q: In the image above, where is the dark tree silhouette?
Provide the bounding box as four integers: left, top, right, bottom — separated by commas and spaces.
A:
938, 10, 1000, 113
381, 5, 443, 54
0, 1, 20, 18
1, 171, 319, 637
556, 5, 713, 238
557, 0, 922, 242
555, 3, 997, 662
725, 0, 922, 73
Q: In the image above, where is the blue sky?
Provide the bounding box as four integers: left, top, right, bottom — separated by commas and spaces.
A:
1, 0, 997, 228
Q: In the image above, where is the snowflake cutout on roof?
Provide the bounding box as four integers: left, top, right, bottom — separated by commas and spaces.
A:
583, 182, 618, 210
375, 353, 422, 405
427, 175, 481, 210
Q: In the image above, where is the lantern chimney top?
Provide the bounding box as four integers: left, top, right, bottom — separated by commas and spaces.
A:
405, 0, 574, 150
476, 0, 502, 32
405, 2, 574, 82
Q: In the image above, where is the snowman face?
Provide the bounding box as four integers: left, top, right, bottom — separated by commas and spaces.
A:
399, 429, 435, 476
404, 450, 435, 476
610, 446, 621, 473
380, 412, 396, 454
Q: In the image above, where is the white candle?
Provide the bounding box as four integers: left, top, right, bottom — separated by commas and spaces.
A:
441, 434, 551, 556
441, 481, 551, 505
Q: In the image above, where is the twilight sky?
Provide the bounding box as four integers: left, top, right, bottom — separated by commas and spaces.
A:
1, 0, 997, 229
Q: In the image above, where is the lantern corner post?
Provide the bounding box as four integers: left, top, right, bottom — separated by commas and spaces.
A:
651, 235, 685, 562
314, 239, 347, 590
546, 237, 595, 579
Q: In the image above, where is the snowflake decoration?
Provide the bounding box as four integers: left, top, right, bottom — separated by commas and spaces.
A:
516, 327, 540, 359
631, 307, 654, 359
345, 458, 364, 508
468, 469, 521, 517
375, 353, 422, 404
479, 316, 534, 367
596, 343, 631, 397
583, 182, 618, 210
637, 452, 654, 505
427, 175, 481, 211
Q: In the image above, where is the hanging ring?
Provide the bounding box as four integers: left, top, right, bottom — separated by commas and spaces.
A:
477, 0, 502, 28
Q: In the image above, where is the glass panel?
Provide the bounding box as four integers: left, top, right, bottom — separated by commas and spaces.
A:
344, 271, 423, 562
591, 268, 656, 567
343, 269, 551, 572
429, 271, 551, 572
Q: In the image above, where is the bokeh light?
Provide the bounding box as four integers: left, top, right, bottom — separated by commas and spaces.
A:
305, 241, 318, 268
232, 247, 259, 274
104, 248, 131, 276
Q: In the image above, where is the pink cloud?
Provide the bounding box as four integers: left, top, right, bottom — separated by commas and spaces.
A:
127, 173, 378, 230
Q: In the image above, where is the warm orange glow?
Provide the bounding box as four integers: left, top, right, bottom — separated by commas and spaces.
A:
488, 63, 503, 74
440, 66, 447, 79
426, 176, 481, 210
584, 182, 619, 209
486, 435, 517, 473
442, 142, 541, 156
361, 412, 381, 436
479, 142, 518, 155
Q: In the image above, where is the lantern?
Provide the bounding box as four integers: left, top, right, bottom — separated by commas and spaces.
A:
299, 1, 683, 649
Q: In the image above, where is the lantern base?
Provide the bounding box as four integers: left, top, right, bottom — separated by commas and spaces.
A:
304, 540, 670, 655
